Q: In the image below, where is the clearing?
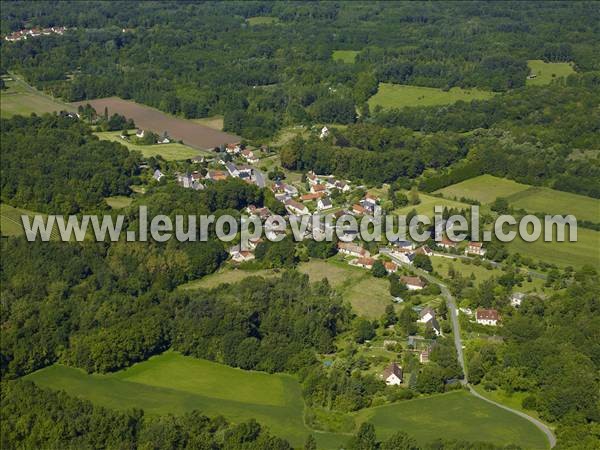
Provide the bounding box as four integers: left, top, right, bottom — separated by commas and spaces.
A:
105, 196, 133, 209
25, 353, 550, 449
434, 175, 530, 205
95, 130, 202, 161
73, 97, 240, 150
1, 75, 75, 118
332, 50, 359, 63
526, 60, 575, 86
0, 204, 59, 239
393, 192, 471, 218
368, 83, 494, 110
247, 16, 279, 26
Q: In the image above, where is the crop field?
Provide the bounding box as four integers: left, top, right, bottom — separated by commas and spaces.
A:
95, 131, 202, 161
247, 16, 279, 26
435, 175, 530, 205
25, 353, 550, 449
368, 83, 494, 109
332, 50, 359, 63
73, 97, 240, 150
526, 60, 575, 86
356, 390, 549, 449
0, 76, 75, 118
507, 227, 599, 268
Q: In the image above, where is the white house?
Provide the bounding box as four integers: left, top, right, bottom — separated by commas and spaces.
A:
510, 292, 526, 308
317, 197, 333, 211
476, 308, 500, 326
394, 252, 416, 265
153, 169, 164, 181
338, 242, 369, 257
381, 362, 403, 386
465, 241, 486, 256
417, 307, 436, 323
136, 129, 145, 138
241, 149, 259, 163
285, 199, 309, 215
319, 126, 329, 139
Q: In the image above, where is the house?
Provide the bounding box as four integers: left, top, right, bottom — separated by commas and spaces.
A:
465, 241, 486, 256
310, 183, 327, 194
419, 348, 430, 364
285, 199, 309, 215
158, 132, 170, 144
416, 245, 433, 256
241, 149, 259, 163
476, 308, 500, 326
438, 237, 458, 250
417, 307, 435, 324
177, 173, 194, 188
354, 256, 375, 269
232, 251, 255, 263
306, 171, 319, 185
427, 317, 442, 336
247, 205, 272, 220
226, 143, 241, 154
153, 169, 164, 181
300, 192, 324, 202
352, 203, 368, 215
384, 261, 398, 274
207, 170, 228, 181
334, 180, 351, 192
338, 242, 369, 257
381, 362, 403, 386
510, 292, 526, 308
395, 251, 416, 265
190, 155, 205, 164
136, 129, 145, 138
363, 193, 378, 206
402, 276, 426, 291
317, 197, 333, 211
391, 239, 414, 251
319, 126, 329, 139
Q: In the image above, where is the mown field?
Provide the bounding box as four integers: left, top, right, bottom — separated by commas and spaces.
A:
0, 75, 75, 118
95, 131, 202, 161
393, 192, 471, 218
25, 352, 550, 449
526, 59, 575, 86
0, 203, 59, 239
104, 195, 133, 209
435, 174, 530, 205
332, 50, 359, 63
368, 83, 494, 109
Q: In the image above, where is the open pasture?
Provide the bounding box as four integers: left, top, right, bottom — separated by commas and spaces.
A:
435, 174, 530, 205
1, 76, 75, 118
526, 60, 575, 86
95, 130, 202, 161
332, 50, 359, 63
368, 83, 494, 109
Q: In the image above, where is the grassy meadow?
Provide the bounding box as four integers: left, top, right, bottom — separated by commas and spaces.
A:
192, 115, 224, 130
0, 203, 59, 239
247, 16, 279, 26
332, 50, 359, 63
394, 192, 471, 218
95, 130, 202, 161
1, 75, 75, 118
105, 196, 133, 209
25, 353, 550, 449
368, 83, 494, 109
526, 60, 575, 86
435, 174, 530, 204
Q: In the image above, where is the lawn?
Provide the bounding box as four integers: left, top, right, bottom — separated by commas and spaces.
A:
105, 196, 133, 209
368, 83, 494, 109
95, 130, 202, 161
1, 75, 75, 118
25, 353, 550, 449
506, 186, 600, 223
0, 203, 59, 239
526, 60, 575, 86
247, 16, 279, 26
332, 50, 359, 63
394, 192, 471, 219
435, 174, 530, 205
356, 390, 549, 449
507, 227, 599, 268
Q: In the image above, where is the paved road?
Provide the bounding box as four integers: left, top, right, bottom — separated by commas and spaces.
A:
420, 270, 557, 448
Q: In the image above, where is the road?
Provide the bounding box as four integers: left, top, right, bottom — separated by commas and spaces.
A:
420, 269, 557, 448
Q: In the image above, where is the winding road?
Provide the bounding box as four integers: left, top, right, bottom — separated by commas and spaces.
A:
423, 272, 557, 448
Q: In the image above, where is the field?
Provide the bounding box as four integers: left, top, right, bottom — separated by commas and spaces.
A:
368, 83, 494, 109
435, 174, 530, 204
73, 97, 240, 150
394, 192, 471, 218
247, 16, 279, 26
332, 50, 359, 63
105, 196, 133, 209
507, 227, 599, 268
192, 115, 224, 130
0, 75, 75, 118
25, 353, 550, 449
95, 130, 202, 161
526, 60, 575, 86
0, 203, 59, 239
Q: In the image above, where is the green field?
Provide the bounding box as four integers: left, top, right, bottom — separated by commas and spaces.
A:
526, 60, 575, 86
25, 353, 549, 449
332, 50, 359, 63
435, 175, 530, 205
507, 227, 599, 268
0, 203, 59, 239
1, 76, 75, 118
394, 192, 471, 218
368, 83, 494, 109
247, 16, 279, 26
95, 130, 202, 161
105, 196, 133, 209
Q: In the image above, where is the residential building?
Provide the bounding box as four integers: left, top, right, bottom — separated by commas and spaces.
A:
476, 308, 500, 326
381, 362, 403, 385
417, 307, 435, 323
384, 261, 398, 273
402, 276, 425, 291
153, 169, 164, 181
354, 256, 375, 269
317, 197, 333, 211
285, 199, 309, 215
465, 241, 486, 256
337, 242, 369, 257
510, 292, 526, 308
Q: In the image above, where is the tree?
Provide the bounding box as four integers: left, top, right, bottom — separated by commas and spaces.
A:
413, 254, 433, 272
389, 273, 407, 297
381, 431, 418, 450
417, 364, 445, 393
348, 422, 378, 450
371, 260, 387, 278
382, 304, 397, 327
354, 318, 376, 344
409, 186, 420, 205
304, 435, 317, 450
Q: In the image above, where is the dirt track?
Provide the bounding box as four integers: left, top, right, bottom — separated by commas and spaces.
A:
73, 97, 240, 150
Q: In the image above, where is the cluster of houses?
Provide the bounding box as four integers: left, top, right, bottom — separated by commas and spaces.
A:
176, 172, 204, 190
352, 193, 379, 216
127, 129, 171, 144
437, 236, 486, 257
4, 26, 68, 42
225, 143, 259, 164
